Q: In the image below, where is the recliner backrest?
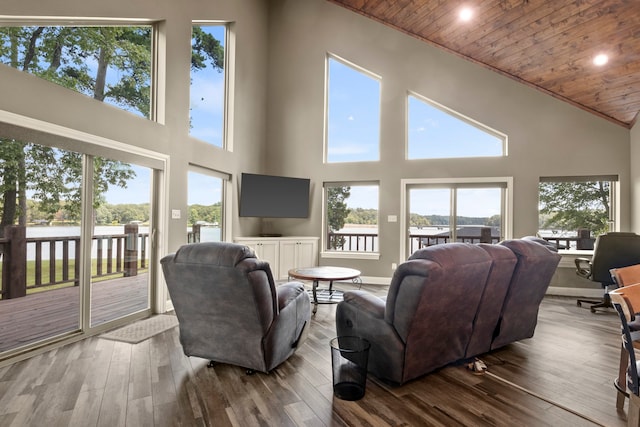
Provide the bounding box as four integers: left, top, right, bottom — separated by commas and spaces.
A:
161, 242, 279, 368
466, 243, 517, 358
490, 239, 561, 350
385, 243, 493, 376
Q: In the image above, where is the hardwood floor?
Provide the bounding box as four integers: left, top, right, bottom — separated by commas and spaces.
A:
0, 284, 630, 426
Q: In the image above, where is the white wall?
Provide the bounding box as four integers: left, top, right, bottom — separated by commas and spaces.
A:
0, 0, 270, 251
266, 0, 631, 279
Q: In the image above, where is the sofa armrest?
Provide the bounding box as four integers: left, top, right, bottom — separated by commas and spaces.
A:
342, 290, 385, 319
336, 290, 405, 384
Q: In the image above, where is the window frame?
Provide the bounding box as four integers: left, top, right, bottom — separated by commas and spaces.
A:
324, 53, 382, 164
538, 175, 619, 253
406, 91, 507, 160
0, 19, 157, 121
187, 164, 231, 243
321, 181, 381, 260
189, 21, 232, 150
400, 177, 513, 260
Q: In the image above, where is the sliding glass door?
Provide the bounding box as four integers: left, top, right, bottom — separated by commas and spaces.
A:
0, 142, 83, 352
406, 181, 507, 256
90, 160, 153, 327
0, 135, 160, 355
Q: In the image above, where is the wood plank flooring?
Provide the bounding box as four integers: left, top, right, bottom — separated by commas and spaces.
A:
0, 284, 630, 426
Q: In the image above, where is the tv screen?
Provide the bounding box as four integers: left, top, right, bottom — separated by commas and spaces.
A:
239, 173, 310, 218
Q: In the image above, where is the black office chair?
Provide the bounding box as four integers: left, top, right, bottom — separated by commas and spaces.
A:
575, 232, 640, 313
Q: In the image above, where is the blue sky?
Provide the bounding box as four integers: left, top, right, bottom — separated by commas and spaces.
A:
189, 25, 226, 147
188, 171, 222, 206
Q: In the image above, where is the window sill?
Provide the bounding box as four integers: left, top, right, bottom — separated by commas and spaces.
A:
557, 250, 593, 268
321, 251, 380, 261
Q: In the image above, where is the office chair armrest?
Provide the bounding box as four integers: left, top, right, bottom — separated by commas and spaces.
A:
575, 257, 592, 279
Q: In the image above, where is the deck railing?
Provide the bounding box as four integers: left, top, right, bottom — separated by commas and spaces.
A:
327, 232, 377, 252
328, 227, 595, 253
327, 228, 499, 253
0, 224, 149, 300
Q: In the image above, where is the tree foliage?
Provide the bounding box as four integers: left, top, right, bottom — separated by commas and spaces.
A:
188, 203, 222, 226
345, 208, 377, 225
0, 25, 224, 235
539, 181, 610, 235
327, 186, 350, 249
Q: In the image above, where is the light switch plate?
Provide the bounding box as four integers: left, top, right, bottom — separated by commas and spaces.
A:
171, 209, 181, 219
388, 215, 397, 222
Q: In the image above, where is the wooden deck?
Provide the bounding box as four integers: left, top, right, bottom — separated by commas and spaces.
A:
0, 273, 149, 353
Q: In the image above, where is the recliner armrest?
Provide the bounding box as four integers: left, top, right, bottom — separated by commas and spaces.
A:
343, 290, 385, 319
575, 257, 592, 279
276, 281, 306, 310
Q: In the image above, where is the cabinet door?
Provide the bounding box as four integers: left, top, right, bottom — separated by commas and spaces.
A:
278, 241, 298, 281
259, 241, 280, 277
295, 240, 317, 269
279, 240, 318, 280
238, 240, 280, 278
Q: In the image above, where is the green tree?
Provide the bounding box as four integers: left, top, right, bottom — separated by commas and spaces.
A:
0, 25, 224, 235
188, 203, 222, 226
539, 181, 610, 236
346, 208, 378, 225
327, 186, 351, 249
409, 213, 430, 228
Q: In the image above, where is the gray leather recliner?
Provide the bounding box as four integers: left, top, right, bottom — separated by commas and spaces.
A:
161, 242, 311, 373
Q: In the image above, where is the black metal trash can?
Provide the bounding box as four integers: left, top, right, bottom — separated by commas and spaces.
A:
330, 336, 370, 401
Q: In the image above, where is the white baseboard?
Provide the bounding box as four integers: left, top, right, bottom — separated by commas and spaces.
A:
358, 276, 390, 286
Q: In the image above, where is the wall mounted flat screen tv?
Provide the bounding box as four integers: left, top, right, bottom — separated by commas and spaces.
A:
239, 173, 310, 218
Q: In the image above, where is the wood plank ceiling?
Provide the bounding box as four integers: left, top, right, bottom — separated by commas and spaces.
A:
326, 0, 640, 128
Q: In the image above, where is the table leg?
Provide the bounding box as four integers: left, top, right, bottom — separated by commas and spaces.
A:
312, 279, 319, 314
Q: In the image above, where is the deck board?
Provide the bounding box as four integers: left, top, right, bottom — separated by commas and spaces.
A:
0, 274, 148, 352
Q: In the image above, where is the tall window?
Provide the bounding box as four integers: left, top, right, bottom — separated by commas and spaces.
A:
0, 25, 153, 118
188, 168, 227, 243
326, 56, 380, 163
325, 183, 379, 253
190, 24, 227, 147
538, 176, 617, 250
407, 93, 506, 159
403, 179, 510, 257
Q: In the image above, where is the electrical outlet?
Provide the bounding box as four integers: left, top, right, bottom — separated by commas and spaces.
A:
171, 209, 181, 219
391, 262, 397, 270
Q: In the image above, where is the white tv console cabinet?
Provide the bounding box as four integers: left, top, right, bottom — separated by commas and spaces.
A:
233, 236, 319, 280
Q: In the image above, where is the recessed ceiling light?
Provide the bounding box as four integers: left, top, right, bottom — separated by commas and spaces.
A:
459, 7, 473, 22
593, 53, 609, 66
